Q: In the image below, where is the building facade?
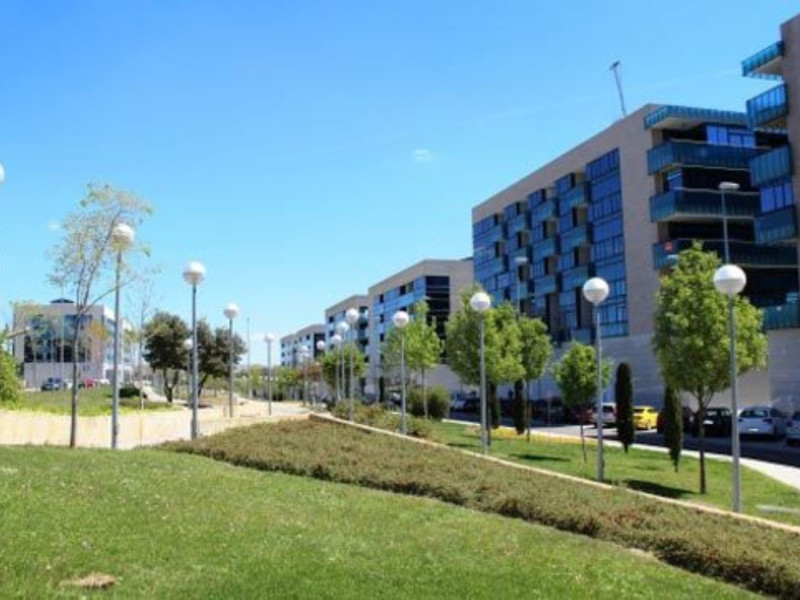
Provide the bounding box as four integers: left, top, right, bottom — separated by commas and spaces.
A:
13, 299, 133, 389
279, 324, 325, 368
472, 101, 800, 408
324, 294, 370, 357
367, 258, 473, 395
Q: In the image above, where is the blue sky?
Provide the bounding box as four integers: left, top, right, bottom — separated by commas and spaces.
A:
0, 0, 797, 361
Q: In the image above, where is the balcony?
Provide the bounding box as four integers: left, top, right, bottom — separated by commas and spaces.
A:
747, 84, 788, 129
647, 140, 761, 174
562, 183, 589, 212
763, 302, 800, 330
644, 105, 748, 131
561, 264, 591, 290
506, 212, 530, 236
755, 206, 798, 244
649, 189, 760, 222
653, 239, 798, 269
532, 236, 557, 260
559, 224, 590, 253
534, 274, 557, 296
750, 146, 792, 187
506, 246, 530, 265
531, 198, 556, 223
742, 41, 784, 80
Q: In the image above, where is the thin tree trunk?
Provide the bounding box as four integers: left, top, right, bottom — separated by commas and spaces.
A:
69, 309, 82, 449
422, 368, 428, 419
698, 406, 707, 494
580, 419, 587, 463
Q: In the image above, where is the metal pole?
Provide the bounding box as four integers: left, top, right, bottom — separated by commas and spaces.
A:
246, 317, 252, 399
479, 316, 488, 455
729, 296, 742, 512
400, 330, 407, 434
228, 318, 234, 418
595, 306, 604, 482
721, 189, 730, 263
349, 328, 355, 421
267, 342, 273, 416
191, 284, 199, 440
340, 342, 345, 405
111, 251, 122, 449
334, 343, 340, 405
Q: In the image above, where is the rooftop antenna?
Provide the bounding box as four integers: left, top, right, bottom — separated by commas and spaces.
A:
610, 60, 627, 118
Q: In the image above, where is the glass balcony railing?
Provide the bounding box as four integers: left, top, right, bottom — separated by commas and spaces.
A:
750, 146, 792, 187
755, 206, 798, 244
763, 302, 800, 330
531, 198, 556, 223
534, 274, 557, 296
561, 264, 591, 290
652, 239, 798, 269
532, 236, 557, 260
742, 41, 784, 79
649, 189, 760, 222
559, 224, 589, 252
506, 246, 530, 264
506, 212, 530, 236
644, 105, 748, 130
562, 183, 589, 212
647, 140, 761, 174
747, 84, 788, 129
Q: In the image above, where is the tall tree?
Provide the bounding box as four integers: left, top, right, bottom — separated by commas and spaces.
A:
553, 342, 612, 463
143, 312, 189, 403
48, 184, 152, 447
488, 302, 524, 429
518, 316, 552, 437
615, 362, 635, 453
663, 385, 683, 472
196, 320, 247, 398
382, 300, 442, 418
321, 345, 366, 400
653, 242, 766, 494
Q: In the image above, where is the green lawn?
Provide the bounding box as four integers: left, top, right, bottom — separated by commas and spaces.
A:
14, 387, 177, 416
429, 421, 800, 525
0, 446, 757, 599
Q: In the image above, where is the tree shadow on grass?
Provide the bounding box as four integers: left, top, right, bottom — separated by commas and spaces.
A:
510, 453, 570, 463
624, 479, 694, 499
447, 442, 480, 449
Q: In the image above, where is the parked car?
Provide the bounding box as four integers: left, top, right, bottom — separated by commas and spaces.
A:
591, 402, 616, 427
691, 407, 732, 437
450, 392, 467, 411
95, 378, 111, 386
532, 398, 564, 424
786, 411, 800, 446
40, 377, 65, 392
462, 393, 480, 413
632, 406, 659, 430
738, 406, 787, 439
656, 405, 694, 434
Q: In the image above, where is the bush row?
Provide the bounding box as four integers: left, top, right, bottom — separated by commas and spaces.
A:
165, 420, 800, 599
330, 402, 432, 438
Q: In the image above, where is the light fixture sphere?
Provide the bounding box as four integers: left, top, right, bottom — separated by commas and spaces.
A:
469, 291, 492, 313
345, 307, 360, 325
514, 255, 529, 266
182, 261, 206, 285
0, 161, 5, 186
331, 334, 343, 346
264, 332, 276, 343
582, 277, 610, 305
392, 310, 410, 329
718, 181, 741, 192
112, 222, 135, 250
335, 321, 350, 335
714, 264, 747, 297
183, 338, 193, 350
223, 302, 240, 320
316, 340, 326, 351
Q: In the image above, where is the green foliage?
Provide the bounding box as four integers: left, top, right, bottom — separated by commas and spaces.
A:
321, 345, 366, 396
196, 320, 247, 395
445, 285, 486, 386
382, 301, 442, 374
143, 311, 189, 403
615, 363, 634, 453
653, 242, 767, 493
119, 384, 146, 399
330, 401, 432, 438
553, 343, 612, 412
408, 386, 450, 421
274, 366, 299, 400
0, 349, 20, 406
664, 385, 683, 472
519, 316, 552, 381
171, 420, 800, 598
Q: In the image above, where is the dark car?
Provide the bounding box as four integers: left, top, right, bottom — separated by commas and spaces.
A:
40, 377, 65, 392
656, 405, 694, 434
691, 407, 732, 437
462, 393, 480, 413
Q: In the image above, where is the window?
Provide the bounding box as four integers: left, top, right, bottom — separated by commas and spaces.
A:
761, 179, 795, 213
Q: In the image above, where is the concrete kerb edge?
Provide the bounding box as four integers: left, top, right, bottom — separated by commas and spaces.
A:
308, 413, 800, 536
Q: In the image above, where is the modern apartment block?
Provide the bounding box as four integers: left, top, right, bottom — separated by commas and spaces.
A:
279, 324, 325, 367
324, 294, 370, 358
472, 101, 800, 407
367, 258, 473, 395
12, 299, 133, 389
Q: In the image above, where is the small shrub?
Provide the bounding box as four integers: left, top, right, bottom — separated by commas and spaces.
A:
332, 401, 432, 438
0, 350, 20, 407
408, 386, 450, 421
119, 384, 147, 399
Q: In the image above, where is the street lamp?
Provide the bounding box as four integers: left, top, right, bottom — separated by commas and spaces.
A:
714, 263, 747, 513
331, 333, 343, 406
110, 222, 134, 450
345, 307, 360, 421
470, 291, 492, 454
514, 255, 530, 439
583, 276, 610, 482
719, 181, 740, 263
316, 340, 326, 409
335, 321, 350, 411
264, 333, 276, 415
183, 338, 193, 401
0, 161, 5, 187
223, 302, 240, 418
182, 260, 206, 439
299, 345, 310, 407
392, 310, 410, 434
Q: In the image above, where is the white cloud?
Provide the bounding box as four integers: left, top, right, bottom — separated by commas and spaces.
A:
413, 148, 432, 162
47, 221, 61, 232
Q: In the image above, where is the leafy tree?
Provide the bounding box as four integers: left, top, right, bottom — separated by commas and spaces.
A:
653, 242, 767, 494
274, 366, 298, 400
553, 342, 612, 463
143, 312, 189, 403
615, 362, 634, 453
518, 316, 552, 437
488, 302, 524, 429
663, 385, 683, 472
0, 332, 20, 406
49, 184, 152, 447
382, 300, 442, 417
321, 345, 366, 402
196, 320, 247, 398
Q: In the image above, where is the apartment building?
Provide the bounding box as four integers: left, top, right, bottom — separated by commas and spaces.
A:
367, 258, 473, 395
472, 101, 800, 407
279, 324, 325, 368
13, 299, 133, 389
324, 294, 369, 356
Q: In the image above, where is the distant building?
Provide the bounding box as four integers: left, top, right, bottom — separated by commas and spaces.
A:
12, 299, 133, 389
279, 324, 326, 367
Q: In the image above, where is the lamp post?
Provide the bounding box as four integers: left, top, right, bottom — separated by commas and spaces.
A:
223, 303, 240, 418
0, 160, 5, 187
110, 222, 134, 449
264, 333, 276, 415
714, 263, 747, 513
182, 261, 206, 439
316, 339, 326, 409
470, 291, 492, 455
392, 310, 410, 434
183, 338, 193, 400
718, 182, 739, 263
345, 307, 360, 420
514, 255, 530, 439
583, 277, 610, 482
331, 333, 343, 405
299, 345, 310, 406
335, 321, 350, 411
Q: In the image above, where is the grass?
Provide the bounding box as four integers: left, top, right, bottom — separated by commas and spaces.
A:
12, 387, 177, 416
0, 446, 758, 599
167, 420, 800, 598
427, 421, 800, 526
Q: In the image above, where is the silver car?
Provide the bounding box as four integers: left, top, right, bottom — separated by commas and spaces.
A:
738, 406, 787, 439
786, 411, 800, 446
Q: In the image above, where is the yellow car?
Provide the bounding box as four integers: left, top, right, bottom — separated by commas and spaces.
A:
633, 406, 659, 430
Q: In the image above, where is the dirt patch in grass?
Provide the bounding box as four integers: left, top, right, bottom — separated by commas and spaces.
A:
61, 573, 117, 589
